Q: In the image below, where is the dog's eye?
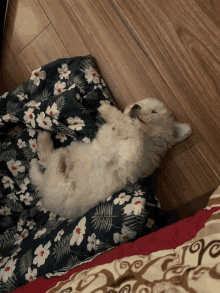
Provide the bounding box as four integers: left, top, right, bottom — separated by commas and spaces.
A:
152, 110, 157, 113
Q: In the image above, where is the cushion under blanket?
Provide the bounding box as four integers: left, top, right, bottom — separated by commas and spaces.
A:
0, 55, 161, 292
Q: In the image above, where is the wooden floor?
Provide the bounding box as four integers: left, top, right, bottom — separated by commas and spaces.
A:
1, 0, 220, 219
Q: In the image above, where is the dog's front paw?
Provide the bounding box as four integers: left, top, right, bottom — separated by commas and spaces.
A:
175, 122, 192, 143
37, 131, 51, 144
98, 100, 111, 118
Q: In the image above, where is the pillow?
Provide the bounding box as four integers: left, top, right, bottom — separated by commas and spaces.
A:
0, 55, 161, 291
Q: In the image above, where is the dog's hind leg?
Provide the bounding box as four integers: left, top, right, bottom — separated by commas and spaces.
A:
37, 131, 54, 167
29, 158, 44, 188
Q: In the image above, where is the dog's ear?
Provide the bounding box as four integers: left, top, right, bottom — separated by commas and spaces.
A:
173, 122, 192, 143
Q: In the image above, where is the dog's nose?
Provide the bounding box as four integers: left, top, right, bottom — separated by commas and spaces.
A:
129, 104, 141, 118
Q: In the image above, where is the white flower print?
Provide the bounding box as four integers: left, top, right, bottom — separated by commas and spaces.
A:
101, 78, 106, 86
2, 176, 14, 189
19, 177, 30, 192
0, 118, 4, 126
30, 67, 46, 86
87, 233, 99, 252
7, 192, 18, 202
82, 137, 91, 144
46, 102, 60, 119
25, 267, 37, 282
52, 119, 59, 125
17, 93, 28, 101
113, 225, 137, 244
25, 100, 41, 109
27, 219, 36, 230
54, 81, 67, 96
85, 66, 100, 84
29, 138, 37, 152
2, 113, 19, 123
106, 196, 112, 201
33, 241, 51, 268
26, 124, 36, 137
94, 84, 102, 90
54, 229, 64, 242
19, 184, 27, 193
123, 197, 146, 216
20, 193, 33, 205
57, 63, 71, 79
14, 229, 29, 245
114, 193, 131, 205
67, 116, 85, 131
36, 112, 52, 130
68, 83, 76, 91
70, 217, 86, 246
56, 133, 67, 143
49, 212, 56, 220
34, 228, 47, 239
0, 206, 12, 216
0, 257, 9, 268
17, 139, 26, 148
11, 247, 22, 259
17, 218, 24, 232
146, 218, 155, 229
0, 259, 17, 282
134, 189, 145, 196
7, 159, 25, 176
0, 92, 8, 99
24, 108, 35, 128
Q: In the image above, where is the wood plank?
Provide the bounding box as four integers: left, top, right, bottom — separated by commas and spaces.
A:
1, 24, 70, 93
0, 49, 26, 94
112, 0, 220, 165
16, 24, 70, 75
3, 0, 50, 56
151, 141, 220, 211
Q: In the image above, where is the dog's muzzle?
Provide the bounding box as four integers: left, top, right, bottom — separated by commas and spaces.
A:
129, 104, 141, 118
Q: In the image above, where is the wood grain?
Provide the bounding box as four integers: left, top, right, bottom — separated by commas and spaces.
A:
3, 0, 50, 56
152, 141, 220, 210
16, 24, 70, 75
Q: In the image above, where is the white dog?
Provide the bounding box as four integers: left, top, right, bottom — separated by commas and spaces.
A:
29, 98, 192, 220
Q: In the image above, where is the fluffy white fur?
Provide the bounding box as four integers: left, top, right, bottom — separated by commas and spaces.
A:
29, 98, 192, 220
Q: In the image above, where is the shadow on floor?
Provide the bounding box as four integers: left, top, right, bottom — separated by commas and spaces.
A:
149, 164, 216, 230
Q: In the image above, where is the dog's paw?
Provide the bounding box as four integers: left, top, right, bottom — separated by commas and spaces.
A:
181, 123, 192, 139
30, 158, 39, 167
175, 123, 192, 142
98, 100, 111, 118
37, 131, 51, 143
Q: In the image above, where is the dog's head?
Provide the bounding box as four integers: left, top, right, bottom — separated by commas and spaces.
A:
123, 98, 192, 145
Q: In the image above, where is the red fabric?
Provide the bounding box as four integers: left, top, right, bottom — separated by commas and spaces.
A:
12, 207, 219, 293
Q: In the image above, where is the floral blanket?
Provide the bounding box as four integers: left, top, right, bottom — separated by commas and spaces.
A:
0, 55, 161, 292
47, 186, 220, 293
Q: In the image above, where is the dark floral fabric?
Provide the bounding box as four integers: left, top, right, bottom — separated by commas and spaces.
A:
0, 55, 161, 292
